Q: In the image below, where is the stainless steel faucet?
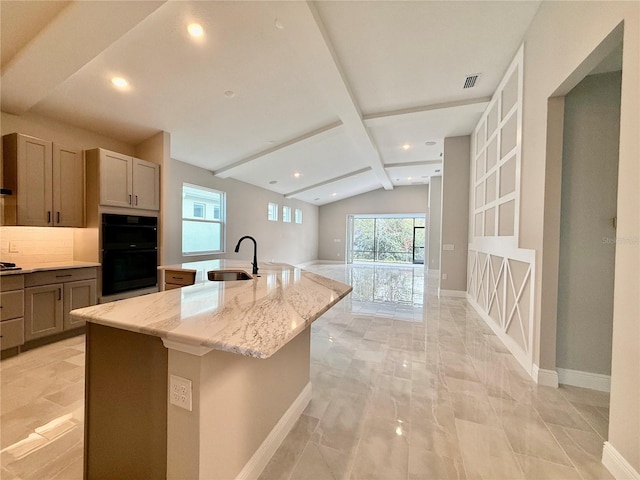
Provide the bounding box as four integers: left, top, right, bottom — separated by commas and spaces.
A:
234, 236, 258, 275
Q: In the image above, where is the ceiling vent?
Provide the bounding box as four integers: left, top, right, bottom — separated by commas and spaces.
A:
463, 74, 480, 89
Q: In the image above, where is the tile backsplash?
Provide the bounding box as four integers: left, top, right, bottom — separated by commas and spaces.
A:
0, 226, 75, 264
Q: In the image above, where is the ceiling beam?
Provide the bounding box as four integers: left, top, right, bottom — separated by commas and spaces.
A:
284, 167, 372, 198
213, 120, 343, 179
281, 1, 393, 190
1, 1, 166, 114
384, 160, 443, 169
363, 97, 491, 125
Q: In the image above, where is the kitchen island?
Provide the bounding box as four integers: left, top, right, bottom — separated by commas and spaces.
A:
71, 260, 351, 480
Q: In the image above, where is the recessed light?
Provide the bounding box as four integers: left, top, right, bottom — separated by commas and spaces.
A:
269, 180, 277, 185
332, 193, 337, 196
274, 18, 284, 30
425, 141, 437, 146
111, 77, 129, 89
293, 172, 302, 178
187, 23, 204, 37
408, 176, 412, 180
224, 90, 235, 98
402, 144, 411, 150
314, 198, 320, 201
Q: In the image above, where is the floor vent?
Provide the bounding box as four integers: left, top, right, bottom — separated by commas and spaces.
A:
463, 74, 480, 89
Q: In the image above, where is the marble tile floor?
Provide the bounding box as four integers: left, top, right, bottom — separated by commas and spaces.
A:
0, 263, 613, 480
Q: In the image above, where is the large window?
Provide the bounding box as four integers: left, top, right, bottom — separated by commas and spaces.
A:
268, 203, 278, 221
294, 208, 303, 224
348, 215, 426, 264
182, 183, 225, 255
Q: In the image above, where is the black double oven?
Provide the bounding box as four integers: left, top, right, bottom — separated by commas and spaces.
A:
101, 214, 158, 296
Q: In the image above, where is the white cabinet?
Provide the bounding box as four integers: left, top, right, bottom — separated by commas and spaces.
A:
2, 133, 84, 227
87, 148, 160, 211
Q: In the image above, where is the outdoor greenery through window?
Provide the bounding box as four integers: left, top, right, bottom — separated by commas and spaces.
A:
182, 183, 225, 255
268, 202, 278, 221
282, 206, 292, 223
348, 215, 426, 264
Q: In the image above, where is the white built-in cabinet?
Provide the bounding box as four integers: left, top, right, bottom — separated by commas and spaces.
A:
2, 133, 84, 227
86, 148, 160, 211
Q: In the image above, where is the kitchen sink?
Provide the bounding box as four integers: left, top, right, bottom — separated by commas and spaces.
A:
207, 270, 252, 282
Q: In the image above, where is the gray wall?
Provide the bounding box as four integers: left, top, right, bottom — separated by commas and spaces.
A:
427, 177, 442, 271
556, 71, 621, 375
163, 159, 319, 266
440, 136, 470, 292
317, 186, 428, 261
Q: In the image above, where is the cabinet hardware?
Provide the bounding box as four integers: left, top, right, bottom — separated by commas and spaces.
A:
173, 276, 183, 280
47, 211, 51, 223
55, 274, 73, 278
129, 194, 132, 205
57, 212, 61, 223
135, 195, 138, 206
58, 288, 62, 301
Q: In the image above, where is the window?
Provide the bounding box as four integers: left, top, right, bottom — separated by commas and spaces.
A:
294, 208, 303, 224
268, 202, 278, 221
282, 206, 292, 223
193, 203, 205, 218
182, 183, 225, 255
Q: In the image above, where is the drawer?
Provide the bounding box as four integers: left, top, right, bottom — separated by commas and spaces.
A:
25, 267, 97, 287
164, 283, 184, 290
1, 274, 24, 292
164, 270, 196, 286
0, 317, 24, 350
0, 290, 24, 321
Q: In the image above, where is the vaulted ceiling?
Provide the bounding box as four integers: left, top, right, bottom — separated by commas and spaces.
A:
1, 0, 540, 205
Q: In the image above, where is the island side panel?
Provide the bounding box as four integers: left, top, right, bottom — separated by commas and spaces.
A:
167, 328, 311, 480
84, 323, 168, 480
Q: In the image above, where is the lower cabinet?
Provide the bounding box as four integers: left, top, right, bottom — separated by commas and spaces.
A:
163, 269, 196, 290
0, 274, 25, 351
25, 284, 64, 341
24, 268, 97, 342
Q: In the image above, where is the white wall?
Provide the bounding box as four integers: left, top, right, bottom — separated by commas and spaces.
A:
440, 136, 470, 292
556, 71, 621, 376
317, 185, 428, 262
427, 177, 442, 271
163, 159, 319, 267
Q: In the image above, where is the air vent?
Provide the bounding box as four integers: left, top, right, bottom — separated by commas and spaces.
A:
463, 74, 480, 89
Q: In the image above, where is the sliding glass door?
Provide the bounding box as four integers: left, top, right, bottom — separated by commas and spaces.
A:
347, 215, 426, 264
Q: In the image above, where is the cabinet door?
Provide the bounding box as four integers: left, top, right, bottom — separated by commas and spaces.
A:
63, 279, 97, 330
25, 284, 63, 341
16, 135, 53, 226
53, 144, 85, 227
132, 158, 160, 211
100, 150, 133, 208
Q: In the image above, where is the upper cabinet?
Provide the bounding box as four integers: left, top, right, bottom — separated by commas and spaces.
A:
2, 133, 84, 227
86, 148, 160, 211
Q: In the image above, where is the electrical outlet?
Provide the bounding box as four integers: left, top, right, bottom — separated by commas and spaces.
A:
9, 242, 18, 253
169, 375, 192, 411
442, 273, 448, 280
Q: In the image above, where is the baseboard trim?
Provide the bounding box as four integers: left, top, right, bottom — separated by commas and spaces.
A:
557, 368, 611, 392
602, 441, 640, 480
533, 365, 559, 388
236, 382, 312, 480
438, 289, 467, 298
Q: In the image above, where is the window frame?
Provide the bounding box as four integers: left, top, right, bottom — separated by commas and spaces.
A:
268, 202, 279, 221
294, 208, 303, 224
282, 205, 292, 223
182, 183, 226, 256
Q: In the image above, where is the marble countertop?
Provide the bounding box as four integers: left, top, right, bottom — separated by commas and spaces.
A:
71, 259, 352, 359
0, 260, 101, 276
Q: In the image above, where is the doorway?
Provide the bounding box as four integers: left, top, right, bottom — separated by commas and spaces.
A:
347, 215, 426, 265
555, 43, 622, 390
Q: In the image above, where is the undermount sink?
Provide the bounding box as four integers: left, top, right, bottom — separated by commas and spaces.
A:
207, 270, 252, 282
